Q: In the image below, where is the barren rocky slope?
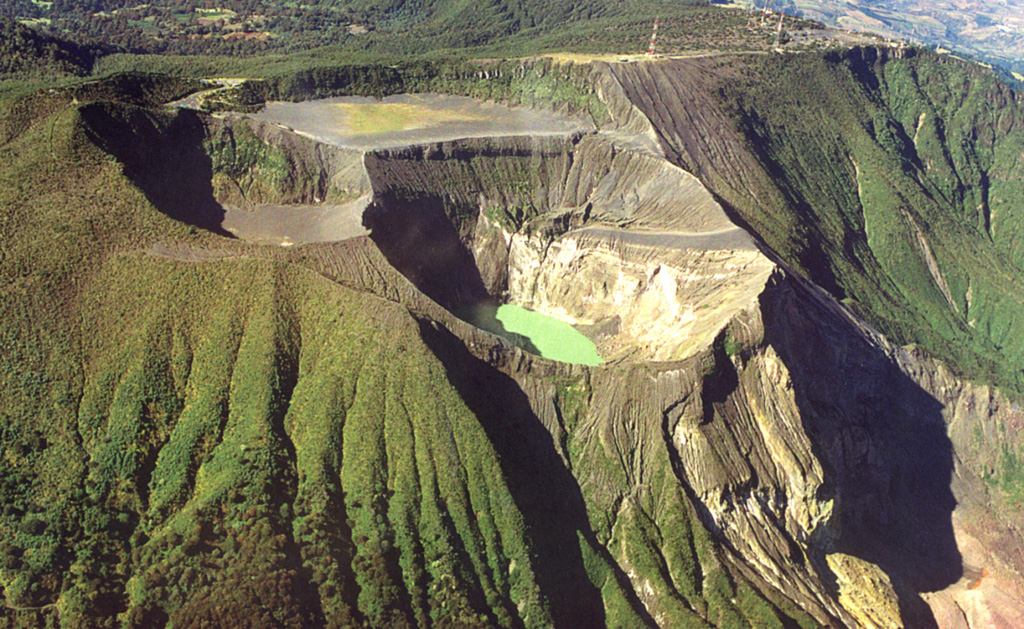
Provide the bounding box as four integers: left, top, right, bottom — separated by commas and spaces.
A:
2, 47, 1024, 628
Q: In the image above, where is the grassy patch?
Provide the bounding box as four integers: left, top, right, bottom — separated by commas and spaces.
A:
333, 100, 487, 135
195, 8, 237, 21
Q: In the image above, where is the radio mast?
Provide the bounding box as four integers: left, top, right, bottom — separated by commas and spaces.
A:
645, 18, 660, 59
773, 13, 785, 49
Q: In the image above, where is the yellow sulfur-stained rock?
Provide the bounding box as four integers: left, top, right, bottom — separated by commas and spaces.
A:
826, 553, 903, 629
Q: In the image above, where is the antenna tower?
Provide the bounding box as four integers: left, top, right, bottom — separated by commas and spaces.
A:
645, 18, 660, 59
773, 13, 784, 48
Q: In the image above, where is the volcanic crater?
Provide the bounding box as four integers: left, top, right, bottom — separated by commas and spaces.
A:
84, 92, 774, 365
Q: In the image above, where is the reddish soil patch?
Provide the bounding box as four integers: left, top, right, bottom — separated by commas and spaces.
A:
968, 568, 990, 590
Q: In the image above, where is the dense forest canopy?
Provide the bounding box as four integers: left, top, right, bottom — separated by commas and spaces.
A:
0, 18, 96, 76
1, 0, 709, 59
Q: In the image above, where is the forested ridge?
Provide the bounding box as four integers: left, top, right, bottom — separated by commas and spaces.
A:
0, 18, 96, 77
3, 0, 708, 60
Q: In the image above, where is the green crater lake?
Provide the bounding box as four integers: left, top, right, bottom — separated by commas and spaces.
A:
494, 304, 603, 366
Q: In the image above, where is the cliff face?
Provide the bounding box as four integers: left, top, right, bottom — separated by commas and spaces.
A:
348, 52, 1024, 626
358, 129, 770, 362
602, 49, 1024, 627
6, 50, 1024, 628
289, 56, 1024, 624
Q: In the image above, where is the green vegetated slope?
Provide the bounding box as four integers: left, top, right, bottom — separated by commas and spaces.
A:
80, 4, 792, 80
4, 0, 714, 68
68, 255, 548, 628
263, 58, 611, 117
0, 18, 95, 78
625, 48, 1024, 392
337, 0, 676, 45
0, 80, 818, 626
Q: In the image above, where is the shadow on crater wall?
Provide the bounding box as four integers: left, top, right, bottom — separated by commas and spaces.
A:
418, 319, 659, 628
365, 194, 546, 355
761, 274, 960, 627
78, 103, 232, 237
362, 194, 489, 311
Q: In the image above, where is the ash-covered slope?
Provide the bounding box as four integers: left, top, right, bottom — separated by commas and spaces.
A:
605, 47, 1024, 626
610, 48, 1024, 389
2, 49, 1024, 629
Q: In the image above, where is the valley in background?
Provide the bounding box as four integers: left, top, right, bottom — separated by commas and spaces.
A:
726, 0, 1024, 83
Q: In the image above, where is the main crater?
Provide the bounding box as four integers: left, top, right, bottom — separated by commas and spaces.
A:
113, 92, 775, 364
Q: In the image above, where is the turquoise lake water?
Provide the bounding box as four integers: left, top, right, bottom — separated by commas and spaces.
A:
493, 304, 603, 366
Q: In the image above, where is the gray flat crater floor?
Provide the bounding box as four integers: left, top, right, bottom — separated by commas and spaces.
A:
245, 93, 594, 149
221, 195, 372, 246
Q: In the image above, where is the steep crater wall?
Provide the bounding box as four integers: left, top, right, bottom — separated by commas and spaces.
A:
360, 130, 771, 363
78, 103, 373, 245
78, 97, 771, 364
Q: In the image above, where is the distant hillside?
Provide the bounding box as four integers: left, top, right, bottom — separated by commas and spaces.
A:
0, 2, 42, 20
0, 18, 94, 77
730, 0, 1024, 79
4, 0, 707, 59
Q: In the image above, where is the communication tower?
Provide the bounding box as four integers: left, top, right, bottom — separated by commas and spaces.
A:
645, 18, 660, 59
